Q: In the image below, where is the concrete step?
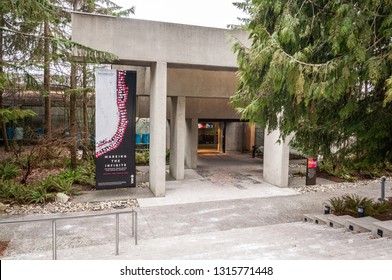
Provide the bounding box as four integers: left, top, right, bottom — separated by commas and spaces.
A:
303, 213, 331, 224
372, 220, 392, 238
304, 213, 392, 240
303, 214, 315, 223
346, 216, 381, 233
3, 221, 392, 260
312, 214, 330, 225
334, 237, 392, 259
326, 215, 353, 229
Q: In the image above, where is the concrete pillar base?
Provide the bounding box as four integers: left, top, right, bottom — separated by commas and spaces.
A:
263, 128, 291, 188
185, 118, 198, 169
170, 96, 186, 180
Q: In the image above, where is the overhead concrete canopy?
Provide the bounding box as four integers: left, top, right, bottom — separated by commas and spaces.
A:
71, 12, 249, 70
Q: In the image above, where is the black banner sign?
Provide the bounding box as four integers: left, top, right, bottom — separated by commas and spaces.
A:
306, 157, 317, 186
95, 69, 136, 189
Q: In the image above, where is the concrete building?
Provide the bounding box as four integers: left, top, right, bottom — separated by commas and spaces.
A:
71, 12, 292, 196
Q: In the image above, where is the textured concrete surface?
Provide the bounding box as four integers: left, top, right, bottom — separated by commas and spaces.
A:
1, 152, 391, 260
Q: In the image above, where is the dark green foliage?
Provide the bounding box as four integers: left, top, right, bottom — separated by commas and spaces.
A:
34, 175, 80, 196
136, 149, 170, 165
328, 194, 391, 217
27, 186, 54, 204
58, 163, 95, 186
328, 196, 346, 214
0, 180, 28, 204
341, 194, 373, 216
371, 201, 390, 216
0, 108, 37, 124
232, 0, 392, 172
0, 161, 20, 180
136, 150, 149, 166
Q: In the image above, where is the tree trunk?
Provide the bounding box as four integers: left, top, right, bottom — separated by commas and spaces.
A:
70, 63, 78, 169
0, 14, 10, 151
43, 20, 51, 138
82, 64, 89, 156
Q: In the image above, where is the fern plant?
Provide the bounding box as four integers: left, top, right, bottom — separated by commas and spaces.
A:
0, 162, 20, 180
328, 196, 346, 214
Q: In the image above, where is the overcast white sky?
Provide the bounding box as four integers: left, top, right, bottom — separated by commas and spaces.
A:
112, 0, 247, 29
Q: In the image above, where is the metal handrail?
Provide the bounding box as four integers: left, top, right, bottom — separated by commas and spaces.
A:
0, 209, 137, 260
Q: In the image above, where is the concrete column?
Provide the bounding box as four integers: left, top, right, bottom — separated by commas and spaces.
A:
263, 128, 291, 188
166, 120, 170, 150
149, 62, 167, 196
169, 96, 186, 179
185, 118, 198, 169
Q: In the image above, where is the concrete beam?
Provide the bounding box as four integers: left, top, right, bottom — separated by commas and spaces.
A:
149, 62, 167, 196
263, 128, 291, 188
170, 97, 186, 180
72, 12, 248, 69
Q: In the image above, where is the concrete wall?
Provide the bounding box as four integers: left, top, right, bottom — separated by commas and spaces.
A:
72, 12, 248, 69
225, 122, 244, 151
136, 96, 240, 120
113, 65, 240, 119
112, 65, 238, 99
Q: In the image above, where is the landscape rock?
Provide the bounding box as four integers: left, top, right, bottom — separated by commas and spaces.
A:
56, 193, 70, 203
0, 203, 6, 212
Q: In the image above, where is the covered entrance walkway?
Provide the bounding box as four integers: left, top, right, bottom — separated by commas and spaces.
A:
72, 13, 294, 196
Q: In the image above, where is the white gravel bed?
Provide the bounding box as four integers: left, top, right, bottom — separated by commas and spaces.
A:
1, 198, 138, 216
295, 177, 392, 194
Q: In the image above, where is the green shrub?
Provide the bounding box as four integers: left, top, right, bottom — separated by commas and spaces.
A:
75, 164, 95, 185
371, 201, 391, 216
58, 165, 95, 186
27, 187, 54, 204
34, 175, 81, 196
328, 194, 390, 217
0, 162, 20, 180
0, 180, 28, 204
329, 196, 346, 214
55, 179, 82, 196
342, 194, 373, 215
136, 150, 149, 165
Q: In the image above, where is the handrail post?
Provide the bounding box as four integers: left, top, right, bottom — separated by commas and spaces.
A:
135, 211, 138, 245
379, 176, 387, 201
52, 219, 57, 260
115, 213, 119, 255
131, 211, 135, 237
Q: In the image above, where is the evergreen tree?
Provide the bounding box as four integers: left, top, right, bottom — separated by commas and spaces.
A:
0, 0, 126, 152
232, 0, 392, 173
0, 0, 58, 149
66, 0, 134, 168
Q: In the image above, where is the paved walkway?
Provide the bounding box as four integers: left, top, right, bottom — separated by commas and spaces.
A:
1, 152, 391, 260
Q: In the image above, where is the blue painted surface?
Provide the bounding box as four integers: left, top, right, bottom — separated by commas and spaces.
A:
142, 133, 150, 144
136, 134, 141, 144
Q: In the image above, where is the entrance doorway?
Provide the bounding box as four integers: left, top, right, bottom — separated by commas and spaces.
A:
197, 122, 224, 153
